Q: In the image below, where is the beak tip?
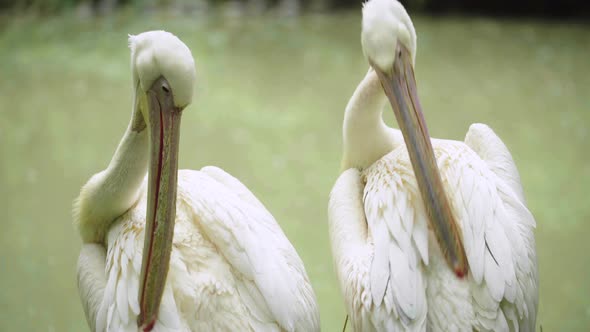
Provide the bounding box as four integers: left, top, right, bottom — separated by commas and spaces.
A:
140, 318, 156, 332
454, 265, 467, 279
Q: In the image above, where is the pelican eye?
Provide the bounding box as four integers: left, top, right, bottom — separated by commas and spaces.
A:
162, 85, 170, 93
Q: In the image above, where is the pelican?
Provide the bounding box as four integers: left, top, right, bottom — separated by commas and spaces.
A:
74, 31, 320, 332
328, 0, 538, 330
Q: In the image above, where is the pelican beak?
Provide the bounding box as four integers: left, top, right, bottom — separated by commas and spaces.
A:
137, 76, 182, 331
372, 44, 468, 278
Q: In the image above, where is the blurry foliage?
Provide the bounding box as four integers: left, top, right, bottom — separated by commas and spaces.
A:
0, 10, 588, 331
0, 0, 589, 17
0, 0, 122, 14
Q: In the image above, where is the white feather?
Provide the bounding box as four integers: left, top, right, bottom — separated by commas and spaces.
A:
75, 31, 319, 332
330, 3, 538, 330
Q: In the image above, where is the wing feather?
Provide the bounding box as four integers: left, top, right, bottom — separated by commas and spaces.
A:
177, 169, 320, 332
412, 205, 429, 265
80, 167, 319, 332
362, 148, 428, 331
465, 124, 538, 330
447, 128, 538, 332
115, 265, 129, 325
77, 244, 108, 332
127, 264, 140, 315
464, 123, 526, 203
369, 220, 390, 307
328, 169, 376, 331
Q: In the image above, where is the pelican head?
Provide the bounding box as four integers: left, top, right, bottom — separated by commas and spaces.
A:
130, 30, 196, 331
361, 0, 416, 73
361, 0, 468, 278
130, 30, 196, 123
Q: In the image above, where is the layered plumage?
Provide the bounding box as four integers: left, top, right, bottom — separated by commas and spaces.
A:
74, 31, 319, 332
328, 1, 538, 331
79, 168, 319, 331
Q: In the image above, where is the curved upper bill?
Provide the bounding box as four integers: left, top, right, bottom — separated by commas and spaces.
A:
371, 44, 468, 278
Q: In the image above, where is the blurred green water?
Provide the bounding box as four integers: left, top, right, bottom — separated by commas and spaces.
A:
0, 10, 588, 332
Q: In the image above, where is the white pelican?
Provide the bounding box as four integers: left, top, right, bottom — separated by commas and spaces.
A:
328, 0, 538, 330
74, 30, 320, 332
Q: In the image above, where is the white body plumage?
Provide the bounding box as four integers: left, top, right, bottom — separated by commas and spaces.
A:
328, 1, 538, 331
79, 168, 319, 332
74, 31, 320, 332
